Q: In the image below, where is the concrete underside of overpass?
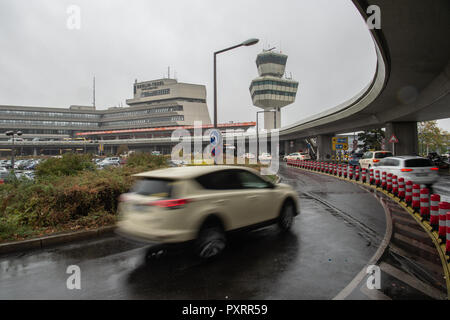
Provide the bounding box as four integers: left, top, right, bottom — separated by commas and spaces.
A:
281, 0, 450, 159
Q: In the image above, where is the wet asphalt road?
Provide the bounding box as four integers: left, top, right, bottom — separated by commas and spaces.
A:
0, 163, 387, 299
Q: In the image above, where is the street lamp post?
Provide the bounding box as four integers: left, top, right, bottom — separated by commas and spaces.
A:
256, 110, 276, 161
6, 130, 23, 170
213, 38, 259, 128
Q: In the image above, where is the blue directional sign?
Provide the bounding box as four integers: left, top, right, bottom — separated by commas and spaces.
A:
210, 129, 222, 146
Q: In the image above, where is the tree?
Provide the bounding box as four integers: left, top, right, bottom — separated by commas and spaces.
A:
117, 144, 129, 156
418, 121, 447, 155
358, 129, 385, 151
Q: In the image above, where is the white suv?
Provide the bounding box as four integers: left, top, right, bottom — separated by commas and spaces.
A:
359, 151, 393, 169
117, 166, 300, 258
374, 156, 439, 187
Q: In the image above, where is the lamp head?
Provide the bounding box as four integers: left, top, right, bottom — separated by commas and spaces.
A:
242, 38, 259, 46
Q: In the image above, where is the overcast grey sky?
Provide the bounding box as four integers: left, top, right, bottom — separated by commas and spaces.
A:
0, 0, 449, 131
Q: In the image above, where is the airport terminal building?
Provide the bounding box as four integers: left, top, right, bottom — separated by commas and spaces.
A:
0, 78, 214, 141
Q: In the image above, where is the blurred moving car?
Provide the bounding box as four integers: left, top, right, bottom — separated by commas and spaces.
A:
117, 166, 300, 259
374, 156, 439, 187
348, 152, 364, 166
283, 152, 311, 161
359, 151, 393, 169
98, 157, 121, 168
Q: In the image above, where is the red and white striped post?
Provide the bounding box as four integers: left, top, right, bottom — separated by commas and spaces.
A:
419, 187, 430, 220
338, 164, 342, 177
334, 163, 337, 176
392, 175, 398, 196
412, 184, 420, 213
430, 194, 440, 231
374, 170, 379, 186
387, 173, 393, 193
405, 181, 413, 204
397, 178, 405, 199
355, 166, 360, 181
343, 165, 347, 178
349, 165, 353, 180
438, 202, 449, 241
361, 167, 366, 183
381, 172, 387, 189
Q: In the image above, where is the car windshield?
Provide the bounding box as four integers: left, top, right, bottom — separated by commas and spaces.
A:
131, 178, 173, 198
404, 158, 433, 167
375, 152, 393, 159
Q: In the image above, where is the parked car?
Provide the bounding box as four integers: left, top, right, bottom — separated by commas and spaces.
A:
98, 157, 121, 168
116, 166, 300, 259
151, 151, 161, 156
348, 152, 364, 166
283, 152, 311, 161
258, 153, 272, 162
374, 156, 439, 187
241, 153, 256, 159
359, 151, 393, 169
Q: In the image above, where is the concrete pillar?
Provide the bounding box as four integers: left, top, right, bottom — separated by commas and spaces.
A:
385, 122, 418, 156
316, 134, 334, 161
264, 108, 281, 130
33, 148, 37, 156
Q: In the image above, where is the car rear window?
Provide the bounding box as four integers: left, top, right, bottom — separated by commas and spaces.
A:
131, 178, 173, 197
404, 159, 433, 167
375, 152, 393, 159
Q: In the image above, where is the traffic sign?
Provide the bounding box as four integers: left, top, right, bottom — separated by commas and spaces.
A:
332, 143, 348, 151
332, 137, 348, 144
210, 129, 222, 146
388, 134, 399, 144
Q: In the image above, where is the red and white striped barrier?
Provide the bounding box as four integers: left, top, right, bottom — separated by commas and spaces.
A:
398, 178, 405, 199
381, 171, 387, 189
372, 169, 376, 185
420, 187, 430, 220
348, 165, 353, 180
343, 165, 347, 178
439, 202, 449, 241
338, 164, 342, 177
362, 167, 367, 183
392, 175, 398, 196
405, 180, 413, 204
430, 194, 440, 230
412, 184, 420, 212
387, 173, 392, 192
355, 166, 360, 181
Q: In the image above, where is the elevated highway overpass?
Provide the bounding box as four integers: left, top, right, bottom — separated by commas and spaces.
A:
280, 0, 450, 159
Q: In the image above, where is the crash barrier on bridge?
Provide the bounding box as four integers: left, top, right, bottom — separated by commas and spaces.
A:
286, 159, 450, 290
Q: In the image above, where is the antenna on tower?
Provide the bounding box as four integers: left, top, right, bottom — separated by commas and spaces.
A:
93, 76, 96, 110
168, 66, 170, 79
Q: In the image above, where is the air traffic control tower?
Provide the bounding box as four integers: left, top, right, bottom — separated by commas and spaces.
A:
249, 50, 298, 130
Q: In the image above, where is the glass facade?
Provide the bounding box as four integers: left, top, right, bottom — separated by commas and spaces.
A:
103, 115, 184, 127
141, 89, 170, 98
0, 119, 99, 127
250, 80, 298, 89
251, 90, 297, 98
0, 109, 100, 119
256, 54, 287, 66
102, 105, 183, 119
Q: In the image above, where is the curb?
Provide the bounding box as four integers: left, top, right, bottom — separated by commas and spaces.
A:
0, 225, 116, 256
287, 162, 450, 300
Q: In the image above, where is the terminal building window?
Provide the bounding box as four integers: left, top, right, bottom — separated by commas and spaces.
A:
141, 89, 170, 98
103, 105, 182, 119
250, 80, 298, 89
0, 119, 99, 127
103, 115, 184, 127
251, 90, 297, 98
0, 109, 101, 119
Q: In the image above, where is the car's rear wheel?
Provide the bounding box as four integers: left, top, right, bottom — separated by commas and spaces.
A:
278, 200, 295, 231
195, 224, 226, 259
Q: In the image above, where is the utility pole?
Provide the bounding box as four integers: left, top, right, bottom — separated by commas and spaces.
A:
93, 76, 96, 110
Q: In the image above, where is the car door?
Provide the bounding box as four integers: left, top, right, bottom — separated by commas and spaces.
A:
235, 169, 279, 224
194, 170, 257, 230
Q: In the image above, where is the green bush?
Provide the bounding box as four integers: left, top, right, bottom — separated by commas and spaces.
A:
0, 153, 169, 241
35, 153, 94, 178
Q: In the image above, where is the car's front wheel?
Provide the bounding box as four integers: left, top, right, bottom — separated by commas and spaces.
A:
278, 200, 295, 231
195, 224, 226, 259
